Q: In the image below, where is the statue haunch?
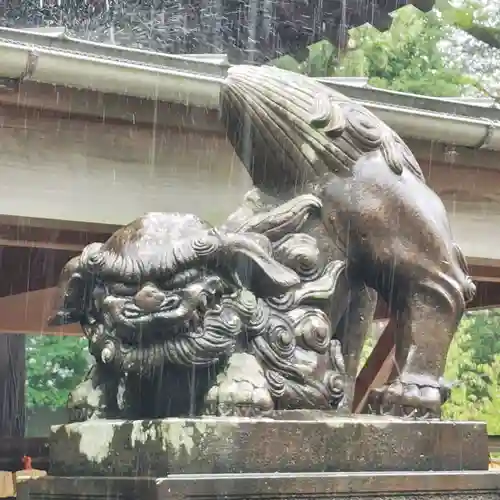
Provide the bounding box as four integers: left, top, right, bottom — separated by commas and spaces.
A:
220, 65, 476, 418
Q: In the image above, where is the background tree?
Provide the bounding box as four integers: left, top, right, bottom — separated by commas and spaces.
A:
437, 0, 500, 51
336, 6, 468, 96
443, 311, 500, 435
26, 335, 90, 409
274, 6, 468, 97
436, 0, 500, 99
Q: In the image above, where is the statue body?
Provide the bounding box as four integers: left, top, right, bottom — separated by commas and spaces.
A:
221, 65, 476, 415
50, 66, 475, 421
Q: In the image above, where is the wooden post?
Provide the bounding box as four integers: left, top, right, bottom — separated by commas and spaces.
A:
353, 318, 396, 413
0, 333, 26, 437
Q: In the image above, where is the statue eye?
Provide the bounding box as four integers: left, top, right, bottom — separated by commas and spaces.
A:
108, 283, 140, 296
163, 295, 182, 309
163, 269, 201, 289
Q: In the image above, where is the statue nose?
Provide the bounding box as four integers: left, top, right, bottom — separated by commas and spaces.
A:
133, 284, 166, 312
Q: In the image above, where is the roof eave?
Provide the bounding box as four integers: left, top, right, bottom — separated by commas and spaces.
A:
1, 28, 499, 153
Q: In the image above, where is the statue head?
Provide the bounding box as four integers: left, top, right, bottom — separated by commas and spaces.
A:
49, 212, 301, 372
51, 196, 351, 419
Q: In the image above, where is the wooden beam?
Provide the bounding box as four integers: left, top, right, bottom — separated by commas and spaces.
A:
0, 289, 79, 336
353, 318, 395, 412
0, 81, 223, 133
0, 222, 112, 252
470, 264, 500, 283
0, 238, 83, 252
0, 247, 75, 298
467, 281, 500, 310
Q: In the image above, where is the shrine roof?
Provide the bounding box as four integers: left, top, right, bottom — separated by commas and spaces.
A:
0, 24, 499, 152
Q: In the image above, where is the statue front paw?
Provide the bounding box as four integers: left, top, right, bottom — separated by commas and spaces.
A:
67, 365, 120, 422
204, 353, 274, 417
67, 386, 105, 422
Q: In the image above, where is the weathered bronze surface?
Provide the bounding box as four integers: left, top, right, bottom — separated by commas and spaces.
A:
50, 200, 349, 420
26, 60, 499, 500
50, 66, 475, 422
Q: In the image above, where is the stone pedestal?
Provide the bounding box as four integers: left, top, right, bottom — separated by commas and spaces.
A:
16, 412, 500, 500
16, 471, 500, 500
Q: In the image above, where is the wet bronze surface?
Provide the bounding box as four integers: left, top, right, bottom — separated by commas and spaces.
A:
49, 197, 353, 420
40, 70, 490, 500
27, 54, 497, 500
49, 67, 477, 420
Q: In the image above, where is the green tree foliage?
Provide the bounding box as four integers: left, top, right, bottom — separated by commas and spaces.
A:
336, 7, 467, 96
26, 335, 90, 409
443, 310, 500, 433
274, 6, 468, 97
434, 0, 500, 99
274, 1, 500, 98
444, 355, 500, 434
437, 0, 500, 50
455, 312, 500, 399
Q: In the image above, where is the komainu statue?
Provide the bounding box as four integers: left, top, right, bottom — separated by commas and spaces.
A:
50, 65, 475, 422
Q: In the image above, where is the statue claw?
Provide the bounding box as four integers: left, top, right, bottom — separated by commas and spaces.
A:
204, 353, 274, 417
367, 374, 451, 419
205, 382, 274, 417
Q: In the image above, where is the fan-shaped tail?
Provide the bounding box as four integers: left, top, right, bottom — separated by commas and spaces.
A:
220, 65, 425, 194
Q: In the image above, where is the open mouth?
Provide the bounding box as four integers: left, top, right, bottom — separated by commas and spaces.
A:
111, 291, 224, 347
94, 280, 247, 371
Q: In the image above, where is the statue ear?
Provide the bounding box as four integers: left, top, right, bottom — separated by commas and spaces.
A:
48, 255, 90, 326
221, 233, 300, 297
234, 194, 321, 242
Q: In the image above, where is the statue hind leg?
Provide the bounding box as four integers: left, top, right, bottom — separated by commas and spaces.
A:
321, 168, 475, 417
377, 266, 468, 416
364, 238, 474, 417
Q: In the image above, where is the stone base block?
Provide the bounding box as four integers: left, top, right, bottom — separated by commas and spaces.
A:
17, 471, 500, 500
49, 413, 489, 476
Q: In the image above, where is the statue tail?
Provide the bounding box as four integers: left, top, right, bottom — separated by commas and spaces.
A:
220, 65, 425, 195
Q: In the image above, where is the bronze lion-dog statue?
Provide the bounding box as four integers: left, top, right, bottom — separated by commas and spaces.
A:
49, 66, 475, 421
